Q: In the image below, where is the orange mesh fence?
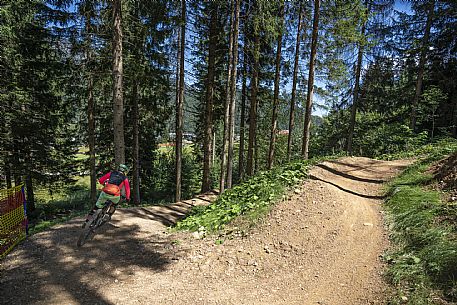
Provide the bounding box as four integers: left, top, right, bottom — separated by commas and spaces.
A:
0, 185, 28, 259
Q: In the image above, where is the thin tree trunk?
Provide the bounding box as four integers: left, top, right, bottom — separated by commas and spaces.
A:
5, 166, 12, 189
452, 94, 457, 137
220, 0, 235, 193
201, 5, 217, 193
227, 0, 241, 189
24, 144, 35, 212
302, 0, 320, 159
247, 33, 260, 176
347, 11, 367, 155
238, 38, 248, 181
87, 74, 96, 204
132, 79, 140, 204
268, 1, 284, 169
254, 113, 259, 173
13, 138, 21, 186
287, 3, 304, 161
84, 5, 97, 205
25, 174, 35, 213
175, 0, 186, 202
410, 0, 434, 131
131, 1, 141, 204
112, 0, 125, 166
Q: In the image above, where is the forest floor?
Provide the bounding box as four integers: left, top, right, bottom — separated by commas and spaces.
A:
0, 157, 412, 305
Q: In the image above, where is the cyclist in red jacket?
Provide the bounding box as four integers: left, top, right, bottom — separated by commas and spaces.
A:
84, 164, 130, 224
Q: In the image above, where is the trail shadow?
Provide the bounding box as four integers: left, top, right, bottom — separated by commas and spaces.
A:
309, 175, 385, 200
121, 206, 189, 227
0, 219, 181, 305
315, 164, 386, 184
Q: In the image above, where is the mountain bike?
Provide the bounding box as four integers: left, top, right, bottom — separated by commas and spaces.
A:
77, 199, 119, 247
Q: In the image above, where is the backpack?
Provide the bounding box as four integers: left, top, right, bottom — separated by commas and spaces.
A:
102, 183, 120, 196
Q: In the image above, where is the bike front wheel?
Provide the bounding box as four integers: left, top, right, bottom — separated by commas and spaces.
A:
77, 210, 101, 247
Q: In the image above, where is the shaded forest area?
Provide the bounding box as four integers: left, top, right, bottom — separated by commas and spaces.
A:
0, 0, 456, 216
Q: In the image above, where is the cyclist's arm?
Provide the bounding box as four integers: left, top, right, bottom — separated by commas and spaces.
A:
99, 172, 111, 185
123, 179, 131, 201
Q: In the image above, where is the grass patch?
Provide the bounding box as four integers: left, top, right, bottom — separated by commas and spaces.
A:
174, 156, 331, 233
384, 138, 457, 304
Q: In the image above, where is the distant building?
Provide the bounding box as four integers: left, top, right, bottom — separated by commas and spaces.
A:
278, 130, 289, 135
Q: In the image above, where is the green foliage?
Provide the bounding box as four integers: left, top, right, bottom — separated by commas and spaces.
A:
381, 137, 457, 161
384, 139, 457, 304
312, 110, 430, 158
175, 157, 325, 232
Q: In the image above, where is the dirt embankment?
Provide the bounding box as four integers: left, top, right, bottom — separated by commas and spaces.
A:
0, 157, 411, 305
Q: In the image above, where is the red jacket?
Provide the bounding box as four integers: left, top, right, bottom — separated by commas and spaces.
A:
99, 172, 131, 200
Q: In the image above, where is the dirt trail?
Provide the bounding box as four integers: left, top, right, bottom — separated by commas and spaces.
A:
0, 157, 411, 305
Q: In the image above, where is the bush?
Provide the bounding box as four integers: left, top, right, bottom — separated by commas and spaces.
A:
174, 157, 325, 232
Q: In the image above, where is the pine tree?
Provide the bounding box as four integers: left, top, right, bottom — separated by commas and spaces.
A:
268, 0, 285, 169
175, 0, 186, 202
112, 0, 125, 166
302, 0, 320, 159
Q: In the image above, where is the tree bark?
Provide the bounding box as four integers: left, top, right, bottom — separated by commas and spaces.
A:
302, 0, 320, 159
226, 0, 241, 189
87, 73, 96, 204
85, 10, 96, 205
112, 0, 125, 166
347, 7, 367, 155
287, 3, 304, 161
201, 5, 217, 193
220, 0, 235, 193
452, 93, 457, 137
238, 37, 248, 181
247, 33, 260, 176
175, 0, 186, 202
25, 173, 35, 213
268, 1, 284, 169
132, 79, 140, 204
410, 0, 434, 131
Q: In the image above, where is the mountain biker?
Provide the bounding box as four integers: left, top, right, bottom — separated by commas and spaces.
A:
84, 164, 131, 225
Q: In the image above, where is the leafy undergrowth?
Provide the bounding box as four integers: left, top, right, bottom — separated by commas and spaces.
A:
384, 138, 457, 304
174, 157, 330, 233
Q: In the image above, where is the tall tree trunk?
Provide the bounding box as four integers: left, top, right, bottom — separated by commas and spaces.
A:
220, 0, 235, 193
87, 73, 96, 204
175, 0, 186, 202
201, 5, 217, 193
112, 0, 125, 166
238, 38, 248, 181
247, 33, 260, 176
287, 3, 304, 161
226, 0, 241, 189
302, 0, 320, 159
132, 79, 140, 204
410, 0, 434, 132
268, 1, 284, 169
132, 2, 141, 204
85, 9, 96, 204
347, 9, 367, 155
